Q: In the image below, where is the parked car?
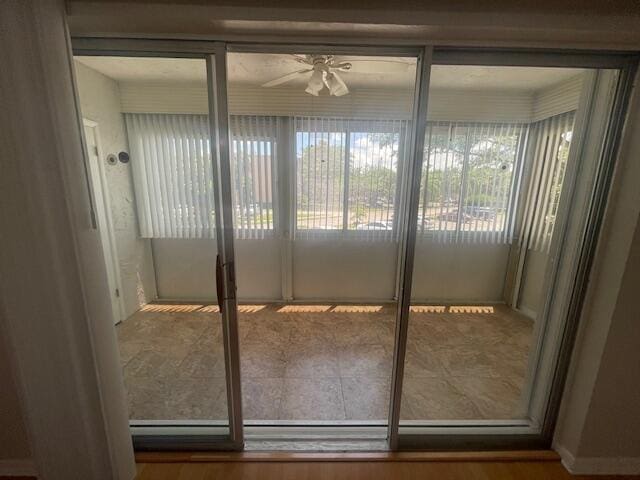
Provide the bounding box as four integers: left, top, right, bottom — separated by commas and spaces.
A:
463, 206, 497, 220
355, 221, 393, 230
437, 210, 473, 223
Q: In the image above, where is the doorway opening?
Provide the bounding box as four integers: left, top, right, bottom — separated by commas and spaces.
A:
72, 44, 630, 450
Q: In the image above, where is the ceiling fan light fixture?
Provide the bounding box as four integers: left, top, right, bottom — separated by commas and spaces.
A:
326, 72, 349, 96
305, 69, 325, 96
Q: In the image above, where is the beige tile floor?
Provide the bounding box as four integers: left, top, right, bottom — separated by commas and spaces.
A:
117, 304, 533, 423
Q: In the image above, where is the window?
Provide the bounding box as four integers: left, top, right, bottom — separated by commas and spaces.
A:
418, 121, 526, 244
295, 116, 410, 240
127, 113, 528, 244
229, 115, 277, 239
295, 118, 347, 232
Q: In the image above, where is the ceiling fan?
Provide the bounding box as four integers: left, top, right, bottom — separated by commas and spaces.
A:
261, 54, 411, 97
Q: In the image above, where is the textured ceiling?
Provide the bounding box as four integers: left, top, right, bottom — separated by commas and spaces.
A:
76, 55, 583, 93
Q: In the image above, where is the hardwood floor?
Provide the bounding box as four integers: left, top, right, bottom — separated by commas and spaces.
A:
135, 458, 639, 479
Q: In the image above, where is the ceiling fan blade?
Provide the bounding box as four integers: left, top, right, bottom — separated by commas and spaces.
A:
341, 59, 412, 74
261, 68, 311, 88
291, 54, 312, 65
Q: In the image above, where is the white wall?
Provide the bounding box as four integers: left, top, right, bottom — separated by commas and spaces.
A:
74, 60, 157, 318
152, 238, 282, 300
411, 243, 511, 302
554, 69, 640, 474
292, 239, 398, 301
153, 237, 511, 303
1, 0, 135, 477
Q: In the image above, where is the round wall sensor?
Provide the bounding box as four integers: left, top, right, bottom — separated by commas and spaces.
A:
106, 154, 118, 166
118, 151, 130, 164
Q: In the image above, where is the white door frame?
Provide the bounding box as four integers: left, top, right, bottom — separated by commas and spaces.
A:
83, 118, 126, 324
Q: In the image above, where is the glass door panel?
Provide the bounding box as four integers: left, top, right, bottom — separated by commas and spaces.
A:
395, 61, 624, 442
225, 49, 418, 428
73, 51, 242, 447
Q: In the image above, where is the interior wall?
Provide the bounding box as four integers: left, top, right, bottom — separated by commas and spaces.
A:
74, 61, 157, 318
577, 217, 640, 459
152, 238, 282, 300
553, 69, 640, 473
292, 240, 398, 301
0, 321, 31, 462
411, 243, 511, 302
120, 83, 535, 123
153, 238, 511, 302
1, 0, 135, 477
517, 248, 547, 316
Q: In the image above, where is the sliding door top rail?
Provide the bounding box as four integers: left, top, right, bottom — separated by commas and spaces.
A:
72, 37, 639, 68
72, 38, 223, 57
226, 43, 422, 57
71, 37, 423, 57
433, 47, 639, 69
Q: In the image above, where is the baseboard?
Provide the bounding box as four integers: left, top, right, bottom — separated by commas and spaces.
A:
515, 306, 537, 320
556, 444, 640, 475
0, 458, 37, 477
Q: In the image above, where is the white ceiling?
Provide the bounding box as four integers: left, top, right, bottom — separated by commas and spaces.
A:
76, 54, 583, 93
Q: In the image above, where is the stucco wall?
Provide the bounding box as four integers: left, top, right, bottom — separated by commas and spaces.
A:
74, 60, 157, 318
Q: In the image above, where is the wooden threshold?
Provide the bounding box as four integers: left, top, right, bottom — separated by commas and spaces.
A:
135, 450, 560, 463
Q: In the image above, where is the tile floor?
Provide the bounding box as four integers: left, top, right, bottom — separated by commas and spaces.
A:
117, 303, 533, 422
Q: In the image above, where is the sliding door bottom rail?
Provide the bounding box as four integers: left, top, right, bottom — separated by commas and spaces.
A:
135, 450, 560, 462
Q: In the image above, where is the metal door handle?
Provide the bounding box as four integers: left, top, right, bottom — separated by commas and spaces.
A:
215, 254, 224, 313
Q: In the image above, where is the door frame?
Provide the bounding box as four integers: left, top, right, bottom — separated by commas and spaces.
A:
72, 36, 639, 452
82, 118, 127, 324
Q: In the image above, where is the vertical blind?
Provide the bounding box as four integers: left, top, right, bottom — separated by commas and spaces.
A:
126, 113, 277, 239
417, 121, 526, 244
126, 113, 556, 247
524, 111, 576, 253
126, 113, 216, 238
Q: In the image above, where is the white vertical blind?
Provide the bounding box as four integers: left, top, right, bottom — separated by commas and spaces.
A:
525, 111, 576, 253
126, 113, 216, 238
126, 113, 277, 239
417, 121, 526, 244
126, 113, 531, 245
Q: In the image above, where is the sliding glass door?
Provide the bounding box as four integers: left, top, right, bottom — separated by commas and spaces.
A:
73, 38, 635, 451
389, 50, 635, 449
72, 45, 243, 449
